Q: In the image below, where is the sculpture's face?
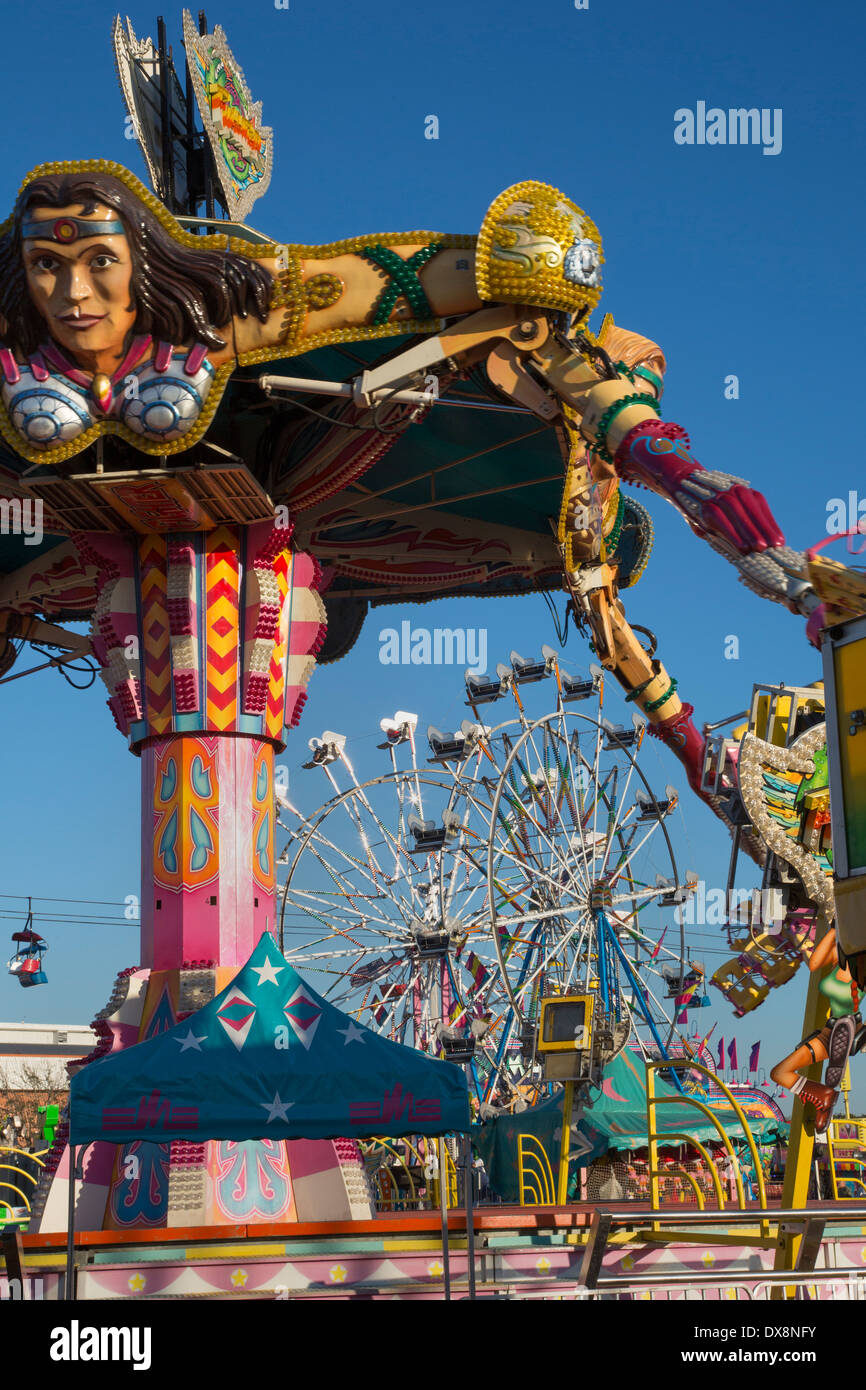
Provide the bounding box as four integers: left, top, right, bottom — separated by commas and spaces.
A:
22, 201, 136, 360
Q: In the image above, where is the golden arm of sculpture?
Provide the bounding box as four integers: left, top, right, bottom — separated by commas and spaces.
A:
280, 180, 823, 828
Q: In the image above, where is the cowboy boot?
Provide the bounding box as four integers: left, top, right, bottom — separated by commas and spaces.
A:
799, 1079, 838, 1134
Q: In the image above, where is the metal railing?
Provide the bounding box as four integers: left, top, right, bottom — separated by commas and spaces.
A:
579, 1204, 866, 1292
485, 1273, 866, 1301
827, 1118, 866, 1200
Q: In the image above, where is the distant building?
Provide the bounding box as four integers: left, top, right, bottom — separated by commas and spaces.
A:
0, 1022, 95, 1087
0, 1022, 95, 1148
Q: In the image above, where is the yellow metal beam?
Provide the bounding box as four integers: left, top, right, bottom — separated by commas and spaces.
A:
557, 1080, 575, 1204
772, 965, 828, 1293
634, 1229, 778, 1249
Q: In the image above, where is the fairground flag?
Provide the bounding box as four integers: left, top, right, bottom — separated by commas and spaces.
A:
463, 952, 489, 990
697, 1022, 717, 1059
651, 926, 668, 962
717, 1036, 725, 1070
728, 1038, 738, 1072
372, 995, 388, 1027
749, 1042, 760, 1073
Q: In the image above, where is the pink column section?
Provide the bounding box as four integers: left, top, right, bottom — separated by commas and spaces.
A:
140, 734, 275, 971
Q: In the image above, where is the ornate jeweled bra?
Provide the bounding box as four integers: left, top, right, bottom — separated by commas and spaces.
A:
0, 335, 214, 448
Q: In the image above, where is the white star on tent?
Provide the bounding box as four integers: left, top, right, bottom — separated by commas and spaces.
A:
251, 958, 284, 987
338, 1021, 366, 1045
261, 1091, 294, 1123
176, 1029, 205, 1052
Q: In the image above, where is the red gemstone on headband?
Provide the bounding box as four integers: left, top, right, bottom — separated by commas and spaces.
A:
53, 219, 78, 242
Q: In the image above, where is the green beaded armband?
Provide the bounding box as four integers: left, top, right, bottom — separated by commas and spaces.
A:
591, 392, 660, 465
624, 675, 655, 704
644, 677, 678, 713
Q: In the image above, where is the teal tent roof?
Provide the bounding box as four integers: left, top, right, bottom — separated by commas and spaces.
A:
475, 1048, 787, 1203
70, 934, 470, 1144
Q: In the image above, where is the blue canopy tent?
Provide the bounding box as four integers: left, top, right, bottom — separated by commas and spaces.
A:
70, 934, 470, 1144
64, 934, 471, 1298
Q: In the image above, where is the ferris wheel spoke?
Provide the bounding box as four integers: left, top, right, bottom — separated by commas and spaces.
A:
520, 722, 599, 892
300, 823, 405, 906
589, 715, 606, 858
596, 752, 643, 879
341, 789, 410, 886
561, 919, 594, 994
560, 737, 597, 886
607, 883, 667, 910
490, 894, 588, 933
494, 786, 551, 878
605, 818, 669, 891
510, 737, 595, 885
491, 811, 590, 901
501, 910, 592, 1007
286, 887, 406, 937
441, 792, 497, 919
285, 944, 396, 964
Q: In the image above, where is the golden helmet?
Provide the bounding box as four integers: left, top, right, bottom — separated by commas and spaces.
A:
476, 180, 604, 316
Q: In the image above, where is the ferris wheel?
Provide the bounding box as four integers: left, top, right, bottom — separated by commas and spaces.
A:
277, 647, 697, 1109
277, 714, 499, 1056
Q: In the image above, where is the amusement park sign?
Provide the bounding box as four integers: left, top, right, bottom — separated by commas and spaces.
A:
182, 10, 273, 220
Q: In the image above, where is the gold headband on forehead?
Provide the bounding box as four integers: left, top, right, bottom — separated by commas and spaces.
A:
6, 160, 246, 256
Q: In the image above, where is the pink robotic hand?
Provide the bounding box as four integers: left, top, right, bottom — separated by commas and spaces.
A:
806, 603, 827, 650
614, 421, 785, 554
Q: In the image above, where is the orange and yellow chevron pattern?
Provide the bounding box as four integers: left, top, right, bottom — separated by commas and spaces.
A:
139, 534, 172, 736
205, 527, 240, 730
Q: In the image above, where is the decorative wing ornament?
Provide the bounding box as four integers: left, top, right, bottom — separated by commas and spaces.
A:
182, 10, 274, 221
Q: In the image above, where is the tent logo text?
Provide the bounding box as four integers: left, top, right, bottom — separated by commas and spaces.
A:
101, 1088, 198, 1133
349, 1082, 441, 1126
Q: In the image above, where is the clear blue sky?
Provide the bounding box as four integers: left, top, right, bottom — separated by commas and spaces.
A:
1, 0, 865, 1105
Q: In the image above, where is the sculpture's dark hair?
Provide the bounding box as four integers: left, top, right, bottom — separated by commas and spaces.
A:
0, 172, 274, 357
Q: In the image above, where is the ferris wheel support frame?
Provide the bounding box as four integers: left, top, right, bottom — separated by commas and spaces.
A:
487, 708, 686, 1056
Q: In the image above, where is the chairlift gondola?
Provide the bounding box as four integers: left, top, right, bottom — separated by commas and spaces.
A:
7, 904, 47, 987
